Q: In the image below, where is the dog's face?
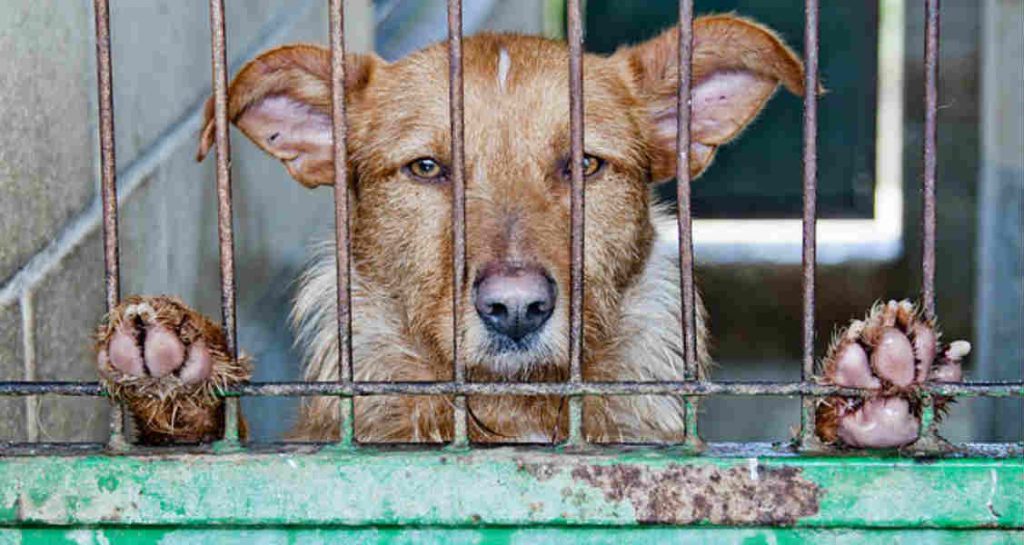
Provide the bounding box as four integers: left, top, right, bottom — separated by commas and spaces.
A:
198, 16, 804, 380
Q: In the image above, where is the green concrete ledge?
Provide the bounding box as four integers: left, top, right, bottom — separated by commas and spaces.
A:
1, 528, 1022, 545
0, 447, 1021, 532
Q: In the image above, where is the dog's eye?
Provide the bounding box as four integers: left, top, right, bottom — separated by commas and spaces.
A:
582, 155, 603, 177
562, 154, 605, 180
406, 157, 446, 181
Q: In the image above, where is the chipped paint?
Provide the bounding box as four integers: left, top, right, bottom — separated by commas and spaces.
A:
0, 528, 1022, 544
0, 448, 1020, 530
568, 463, 820, 525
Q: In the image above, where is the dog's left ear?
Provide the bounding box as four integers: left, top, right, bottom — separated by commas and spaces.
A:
615, 15, 811, 182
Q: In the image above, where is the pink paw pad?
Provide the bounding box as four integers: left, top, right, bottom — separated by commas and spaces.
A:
817, 300, 970, 449
99, 305, 213, 385
837, 397, 919, 448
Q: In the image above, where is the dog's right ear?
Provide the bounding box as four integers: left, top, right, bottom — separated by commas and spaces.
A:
196, 44, 381, 188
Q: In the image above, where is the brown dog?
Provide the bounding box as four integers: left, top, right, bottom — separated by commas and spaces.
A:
95, 15, 968, 447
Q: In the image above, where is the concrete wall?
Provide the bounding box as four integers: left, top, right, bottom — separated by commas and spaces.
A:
976, 0, 1024, 441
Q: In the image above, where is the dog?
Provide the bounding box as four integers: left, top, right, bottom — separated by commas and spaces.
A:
95, 15, 968, 448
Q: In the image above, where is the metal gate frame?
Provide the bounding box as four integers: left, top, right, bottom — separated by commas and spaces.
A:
0, 0, 1021, 543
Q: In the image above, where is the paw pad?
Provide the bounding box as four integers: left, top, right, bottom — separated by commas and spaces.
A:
97, 298, 221, 386
95, 296, 251, 443
815, 300, 969, 448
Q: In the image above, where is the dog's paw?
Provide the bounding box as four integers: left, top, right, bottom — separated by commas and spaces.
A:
96, 296, 250, 443
815, 300, 969, 449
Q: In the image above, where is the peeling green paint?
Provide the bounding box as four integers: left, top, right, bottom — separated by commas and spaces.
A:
1, 528, 1022, 545
0, 448, 1020, 530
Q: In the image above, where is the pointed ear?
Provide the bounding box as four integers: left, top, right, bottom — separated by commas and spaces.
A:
616, 15, 813, 182
196, 44, 381, 188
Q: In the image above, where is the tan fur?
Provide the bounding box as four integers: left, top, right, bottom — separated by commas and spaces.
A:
95, 296, 251, 443
104, 17, 808, 444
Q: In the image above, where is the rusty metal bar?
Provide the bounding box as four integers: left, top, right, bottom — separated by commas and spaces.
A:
92, 0, 127, 452
922, 0, 939, 321
912, 0, 943, 451
94, 0, 120, 313
566, 0, 585, 447
208, 0, 240, 444
798, 0, 820, 450
329, 0, 355, 446
4, 380, 1021, 398
226, 380, 1024, 398
447, 0, 468, 447
674, 0, 696, 381
675, 0, 702, 451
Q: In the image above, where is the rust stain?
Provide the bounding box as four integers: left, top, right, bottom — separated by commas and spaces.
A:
570, 463, 821, 525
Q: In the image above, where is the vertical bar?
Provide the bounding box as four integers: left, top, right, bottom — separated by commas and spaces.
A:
798, 0, 820, 449
93, 0, 127, 451
329, 0, 355, 446
675, 0, 701, 450
922, 0, 939, 321
94, 0, 120, 313
21, 292, 38, 443
567, 0, 585, 446
448, 0, 468, 447
911, 0, 947, 453
208, 0, 240, 444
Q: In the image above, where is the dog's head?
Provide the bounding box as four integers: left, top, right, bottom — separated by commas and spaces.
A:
198, 15, 805, 380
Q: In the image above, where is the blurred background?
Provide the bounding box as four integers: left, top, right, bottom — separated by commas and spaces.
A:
1, 0, 1020, 444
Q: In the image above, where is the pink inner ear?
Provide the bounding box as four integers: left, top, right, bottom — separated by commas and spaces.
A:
235, 95, 333, 184
646, 70, 777, 181
690, 71, 777, 144
239, 96, 333, 154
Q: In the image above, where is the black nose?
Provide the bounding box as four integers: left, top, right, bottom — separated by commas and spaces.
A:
474, 263, 556, 341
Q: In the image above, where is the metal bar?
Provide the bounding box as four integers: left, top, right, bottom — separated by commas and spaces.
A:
798, 0, 820, 450
566, 0, 586, 447
20, 293, 38, 442
329, 0, 355, 447
675, 1, 697, 382
6, 380, 1021, 398
93, 0, 120, 313
922, 0, 940, 321
0, 440, 1021, 458
912, 0, 943, 451
447, 0, 468, 447
208, 0, 240, 444
93, 0, 128, 452
675, 0, 702, 451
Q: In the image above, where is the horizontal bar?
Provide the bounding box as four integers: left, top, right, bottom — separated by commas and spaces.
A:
0, 441, 1021, 458
2, 448, 1020, 527
1, 381, 1020, 398
2, 441, 1021, 459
